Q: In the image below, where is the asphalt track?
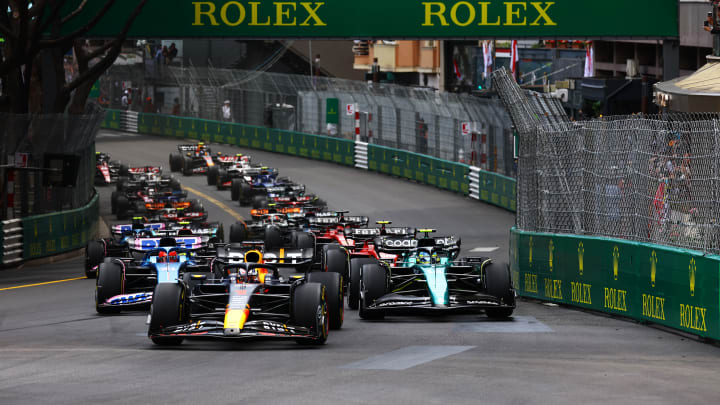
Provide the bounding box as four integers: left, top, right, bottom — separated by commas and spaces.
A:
1, 130, 719, 404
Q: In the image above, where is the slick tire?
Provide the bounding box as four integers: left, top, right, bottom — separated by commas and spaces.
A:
238, 182, 252, 206
230, 179, 242, 201
323, 247, 349, 286
307, 272, 344, 330
485, 262, 514, 319
116, 196, 130, 220
85, 240, 105, 279
169, 178, 182, 191
252, 195, 268, 209
292, 231, 314, 249
116, 176, 128, 192
118, 164, 129, 177
349, 258, 377, 310
293, 282, 328, 345
229, 222, 248, 244
110, 191, 119, 214
182, 157, 193, 176
264, 225, 283, 250
359, 263, 387, 320
149, 283, 187, 346
95, 259, 123, 314
207, 165, 219, 186
169, 153, 182, 172
216, 169, 228, 190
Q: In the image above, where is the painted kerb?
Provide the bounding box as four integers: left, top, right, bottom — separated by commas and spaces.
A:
510, 227, 720, 339
22, 194, 99, 260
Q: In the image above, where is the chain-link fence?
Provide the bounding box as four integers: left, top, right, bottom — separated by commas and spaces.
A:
0, 105, 103, 219
101, 64, 515, 175
493, 67, 720, 254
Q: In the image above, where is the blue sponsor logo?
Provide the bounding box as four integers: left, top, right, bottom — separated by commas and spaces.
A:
139, 237, 200, 249
109, 292, 152, 305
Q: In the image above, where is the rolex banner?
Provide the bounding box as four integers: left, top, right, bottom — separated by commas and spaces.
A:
65, 0, 679, 39
510, 228, 720, 339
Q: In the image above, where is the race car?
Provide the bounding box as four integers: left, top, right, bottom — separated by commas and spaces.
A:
94, 152, 125, 185
206, 153, 254, 189
111, 187, 194, 220
354, 230, 515, 320
95, 236, 212, 314
229, 167, 300, 206
147, 263, 335, 346
169, 143, 217, 176
85, 220, 223, 278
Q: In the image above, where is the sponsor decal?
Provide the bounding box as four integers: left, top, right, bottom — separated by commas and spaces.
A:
377, 301, 415, 307
578, 242, 584, 276
650, 250, 657, 288
384, 239, 418, 248
108, 292, 152, 305
570, 282, 591, 305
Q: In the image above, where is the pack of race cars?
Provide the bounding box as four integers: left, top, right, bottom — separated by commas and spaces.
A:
88, 142, 515, 347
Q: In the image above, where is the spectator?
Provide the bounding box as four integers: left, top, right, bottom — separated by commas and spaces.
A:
121, 90, 129, 110
143, 97, 156, 113
172, 98, 181, 116
167, 43, 178, 65
162, 46, 169, 65
221, 100, 232, 122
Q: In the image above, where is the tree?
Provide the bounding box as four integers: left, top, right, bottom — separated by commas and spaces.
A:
0, 0, 149, 114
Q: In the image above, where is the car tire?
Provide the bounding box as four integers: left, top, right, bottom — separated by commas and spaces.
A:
307, 272, 344, 330
217, 169, 228, 190
293, 282, 328, 345
238, 182, 252, 206
169, 153, 182, 172
229, 222, 248, 243
95, 260, 123, 314
292, 231, 314, 249
230, 179, 242, 201
149, 283, 187, 346
110, 191, 119, 214
190, 199, 204, 213
349, 258, 377, 310
485, 262, 514, 319
324, 247, 349, 284
264, 225, 283, 249
252, 195, 268, 209
207, 165, 219, 186
116, 176, 128, 192
116, 196, 130, 220
182, 157, 193, 176
85, 240, 105, 279
359, 263, 386, 320
118, 164, 129, 177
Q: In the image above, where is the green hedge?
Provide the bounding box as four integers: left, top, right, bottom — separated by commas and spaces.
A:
510, 227, 720, 339
23, 194, 99, 260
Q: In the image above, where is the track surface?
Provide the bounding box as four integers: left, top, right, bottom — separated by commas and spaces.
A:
1, 131, 719, 404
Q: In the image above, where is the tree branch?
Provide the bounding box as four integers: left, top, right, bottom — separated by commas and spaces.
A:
64, 0, 148, 107
61, 0, 88, 24
37, 0, 116, 49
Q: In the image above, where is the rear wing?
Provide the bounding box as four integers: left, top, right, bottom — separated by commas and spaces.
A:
111, 223, 165, 236
130, 236, 204, 251
128, 166, 161, 174
177, 144, 199, 152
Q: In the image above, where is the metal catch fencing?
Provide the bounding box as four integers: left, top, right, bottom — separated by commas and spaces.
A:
492, 67, 720, 254
100, 64, 516, 176
0, 106, 104, 220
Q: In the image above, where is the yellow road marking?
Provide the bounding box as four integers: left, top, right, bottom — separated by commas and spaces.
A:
0, 277, 86, 291
183, 185, 245, 223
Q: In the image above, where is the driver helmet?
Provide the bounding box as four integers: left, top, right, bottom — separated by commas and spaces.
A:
157, 250, 168, 263
168, 251, 179, 263
417, 250, 431, 264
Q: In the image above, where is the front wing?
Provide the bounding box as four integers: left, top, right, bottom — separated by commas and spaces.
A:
149, 320, 321, 340
362, 292, 515, 314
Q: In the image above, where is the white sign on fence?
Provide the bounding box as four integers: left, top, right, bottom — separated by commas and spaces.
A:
346, 104, 356, 116
461, 122, 471, 136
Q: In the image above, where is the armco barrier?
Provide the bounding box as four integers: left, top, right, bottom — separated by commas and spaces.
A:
101, 110, 515, 211
510, 227, 720, 340
22, 194, 99, 261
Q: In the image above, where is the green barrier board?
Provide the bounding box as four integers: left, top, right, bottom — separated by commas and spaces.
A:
510, 228, 720, 340
477, 170, 516, 211
367, 144, 469, 195
23, 194, 99, 260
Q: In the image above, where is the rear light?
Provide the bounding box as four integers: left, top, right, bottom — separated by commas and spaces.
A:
173, 202, 191, 209
145, 202, 165, 210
